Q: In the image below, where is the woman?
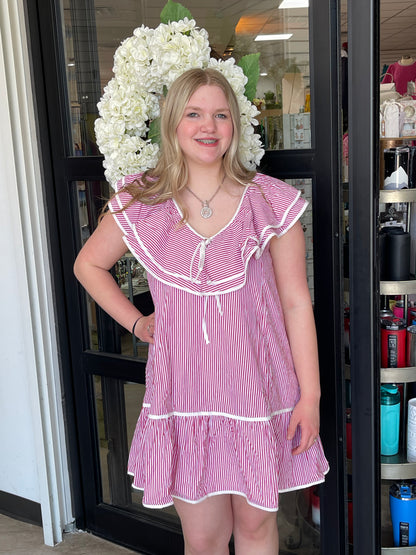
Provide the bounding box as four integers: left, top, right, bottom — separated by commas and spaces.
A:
74, 68, 328, 554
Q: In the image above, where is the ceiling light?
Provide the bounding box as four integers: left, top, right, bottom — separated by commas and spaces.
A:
279, 0, 309, 8
255, 34, 293, 41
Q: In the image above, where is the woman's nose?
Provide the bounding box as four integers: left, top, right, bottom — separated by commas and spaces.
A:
200, 116, 216, 132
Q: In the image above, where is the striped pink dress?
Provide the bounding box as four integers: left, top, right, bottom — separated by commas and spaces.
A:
109, 172, 329, 511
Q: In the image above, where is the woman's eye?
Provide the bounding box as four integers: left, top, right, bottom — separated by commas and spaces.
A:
216, 113, 227, 119
186, 112, 199, 118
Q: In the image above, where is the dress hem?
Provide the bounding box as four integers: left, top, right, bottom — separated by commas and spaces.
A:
127, 468, 329, 512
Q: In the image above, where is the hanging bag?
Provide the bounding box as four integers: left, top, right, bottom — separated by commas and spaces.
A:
381, 73, 400, 102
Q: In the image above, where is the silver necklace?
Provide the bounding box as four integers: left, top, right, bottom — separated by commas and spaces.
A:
186, 175, 225, 219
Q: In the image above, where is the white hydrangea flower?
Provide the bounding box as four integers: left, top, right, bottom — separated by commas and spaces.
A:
208, 58, 247, 97
94, 17, 264, 187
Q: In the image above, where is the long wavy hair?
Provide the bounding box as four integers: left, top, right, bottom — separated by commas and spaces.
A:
108, 68, 256, 219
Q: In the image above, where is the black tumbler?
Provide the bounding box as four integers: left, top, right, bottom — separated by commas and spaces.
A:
386, 228, 410, 281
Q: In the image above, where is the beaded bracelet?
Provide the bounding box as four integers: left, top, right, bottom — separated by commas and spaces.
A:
131, 315, 144, 337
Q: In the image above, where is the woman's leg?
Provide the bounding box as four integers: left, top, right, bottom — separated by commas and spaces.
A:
231, 495, 279, 555
173, 494, 233, 555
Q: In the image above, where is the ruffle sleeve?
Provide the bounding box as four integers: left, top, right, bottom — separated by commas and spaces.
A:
248, 173, 308, 251
108, 173, 148, 235
108, 172, 308, 296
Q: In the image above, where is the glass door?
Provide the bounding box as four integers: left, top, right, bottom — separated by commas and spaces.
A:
27, 0, 345, 552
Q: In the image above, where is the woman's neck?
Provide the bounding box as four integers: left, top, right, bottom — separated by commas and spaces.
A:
186, 164, 225, 193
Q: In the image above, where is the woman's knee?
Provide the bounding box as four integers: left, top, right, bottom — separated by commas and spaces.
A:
232, 495, 278, 541
183, 527, 232, 554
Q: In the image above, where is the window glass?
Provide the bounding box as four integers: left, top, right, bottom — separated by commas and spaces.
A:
95, 377, 179, 521
286, 178, 314, 301
63, 0, 311, 156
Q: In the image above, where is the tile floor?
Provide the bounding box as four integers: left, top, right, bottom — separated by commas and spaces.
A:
0, 514, 141, 555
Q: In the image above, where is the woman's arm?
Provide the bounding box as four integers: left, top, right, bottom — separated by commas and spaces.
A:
269, 221, 320, 455
73, 213, 154, 343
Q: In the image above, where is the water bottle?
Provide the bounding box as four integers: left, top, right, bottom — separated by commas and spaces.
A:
390, 483, 416, 546
381, 385, 401, 456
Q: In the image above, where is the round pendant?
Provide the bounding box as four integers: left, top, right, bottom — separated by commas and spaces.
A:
201, 204, 213, 219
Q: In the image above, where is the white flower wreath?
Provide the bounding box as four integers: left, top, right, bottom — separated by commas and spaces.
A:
95, 1, 265, 188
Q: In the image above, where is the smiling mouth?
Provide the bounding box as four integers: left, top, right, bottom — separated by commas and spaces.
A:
196, 139, 218, 144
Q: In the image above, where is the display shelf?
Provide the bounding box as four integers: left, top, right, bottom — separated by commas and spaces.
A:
380, 280, 416, 295
381, 452, 416, 480
380, 136, 416, 142
378, 132, 416, 555
382, 547, 416, 553
381, 367, 416, 383
348, 365, 416, 383
380, 189, 416, 204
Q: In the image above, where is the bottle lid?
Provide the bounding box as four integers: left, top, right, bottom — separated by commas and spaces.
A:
381, 384, 400, 404
390, 482, 416, 500
381, 317, 406, 330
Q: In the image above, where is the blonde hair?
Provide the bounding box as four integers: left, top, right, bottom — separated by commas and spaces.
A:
114, 68, 256, 217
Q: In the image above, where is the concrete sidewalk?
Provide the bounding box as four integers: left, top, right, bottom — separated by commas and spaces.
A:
0, 514, 140, 554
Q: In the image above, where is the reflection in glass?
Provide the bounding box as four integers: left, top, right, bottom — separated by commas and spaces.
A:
94, 376, 180, 524
286, 179, 314, 301
63, 1, 311, 154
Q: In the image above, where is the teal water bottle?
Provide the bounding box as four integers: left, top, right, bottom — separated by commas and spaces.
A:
381, 385, 401, 456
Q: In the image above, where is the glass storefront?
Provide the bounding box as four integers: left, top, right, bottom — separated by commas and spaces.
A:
63, 0, 311, 157
31, 0, 345, 551
65, 1, 320, 551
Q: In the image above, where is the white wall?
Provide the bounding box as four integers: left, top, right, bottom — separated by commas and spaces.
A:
0, 1, 73, 546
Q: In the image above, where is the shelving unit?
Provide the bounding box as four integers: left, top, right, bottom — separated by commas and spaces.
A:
379, 186, 416, 552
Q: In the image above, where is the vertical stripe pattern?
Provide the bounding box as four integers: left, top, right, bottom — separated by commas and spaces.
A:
110, 172, 329, 511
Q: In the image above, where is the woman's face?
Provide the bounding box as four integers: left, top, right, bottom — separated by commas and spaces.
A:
176, 85, 234, 169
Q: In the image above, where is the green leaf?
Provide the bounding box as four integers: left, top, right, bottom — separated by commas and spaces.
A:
148, 118, 161, 145
160, 0, 193, 24
237, 53, 260, 102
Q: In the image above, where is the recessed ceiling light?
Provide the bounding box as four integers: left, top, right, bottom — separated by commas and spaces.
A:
254, 34, 293, 41
279, 0, 309, 8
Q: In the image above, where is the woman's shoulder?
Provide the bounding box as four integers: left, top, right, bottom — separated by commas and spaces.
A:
113, 172, 145, 194
108, 172, 168, 232
245, 173, 307, 237
248, 173, 303, 202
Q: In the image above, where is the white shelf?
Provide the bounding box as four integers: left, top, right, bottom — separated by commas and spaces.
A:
382, 547, 416, 553
380, 280, 416, 295
381, 454, 416, 480
381, 367, 416, 383
380, 189, 416, 204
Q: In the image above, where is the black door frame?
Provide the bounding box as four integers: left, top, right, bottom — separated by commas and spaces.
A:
25, 0, 348, 552
348, 0, 380, 553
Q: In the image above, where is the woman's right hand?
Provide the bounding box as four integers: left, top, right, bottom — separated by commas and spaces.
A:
134, 313, 155, 344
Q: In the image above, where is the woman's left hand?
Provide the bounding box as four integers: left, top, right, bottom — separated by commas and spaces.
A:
287, 397, 320, 455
